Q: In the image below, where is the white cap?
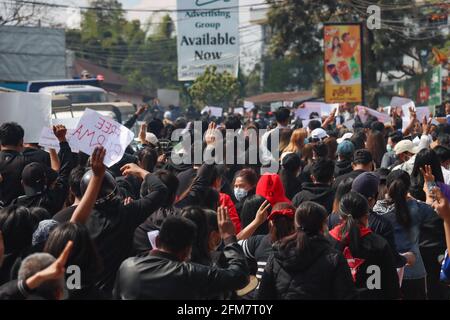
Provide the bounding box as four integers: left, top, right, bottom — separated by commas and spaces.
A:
394, 140, 419, 155
337, 132, 353, 144
310, 128, 329, 140
164, 111, 172, 119
135, 132, 158, 146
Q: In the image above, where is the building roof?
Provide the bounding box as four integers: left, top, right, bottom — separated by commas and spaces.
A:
73, 58, 127, 87
245, 91, 315, 104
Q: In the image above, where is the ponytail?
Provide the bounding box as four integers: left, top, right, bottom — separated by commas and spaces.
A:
387, 170, 411, 229
279, 202, 327, 253
338, 192, 369, 254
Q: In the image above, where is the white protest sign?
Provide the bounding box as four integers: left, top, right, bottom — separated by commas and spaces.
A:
415, 107, 430, 122
302, 118, 322, 128
0, 92, 51, 143
295, 102, 321, 119
244, 100, 255, 110
68, 109, 134, 167
176, 0, 239, 80
283, 101, 294, 107
401, 101, 416, 119
234, 107, 244, 115
52, 117, 81, 129
320, 103, 339, 116
201, 106, 223, 117
357, 106, 391, 124
390, 96, 413, 108
38, 127, 79, 153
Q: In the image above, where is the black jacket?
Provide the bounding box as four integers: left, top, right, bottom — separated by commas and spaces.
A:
257, 235, 357, 300
333, 169, 367, 190
328, 211, 407, 268
0, 280, 33, 300
113, 237, 249, 299
292, 183, 334, 214
12, 141, 73, 215
86, 173, 168, 295
334, 159, 352, 177
133, 206, 182, 256
175, 164, 216, 208
329, 231, 401, 300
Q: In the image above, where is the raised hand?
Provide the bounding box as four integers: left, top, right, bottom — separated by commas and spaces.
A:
120, 163, 149, 179
53, 125, 67, 143
91, 146, 106, 177
205, 122, 218, 145
138, 123, 148, 144
255, 200, 271, 224
135, 104, 147, 116
217, 206, 236, 240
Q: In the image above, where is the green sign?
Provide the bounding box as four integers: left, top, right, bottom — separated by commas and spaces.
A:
396, 66, 442, 106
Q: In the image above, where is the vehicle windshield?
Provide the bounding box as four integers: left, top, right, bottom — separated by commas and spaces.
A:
56, 91, 108, 103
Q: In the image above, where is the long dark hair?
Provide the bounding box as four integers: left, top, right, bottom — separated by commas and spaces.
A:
332, 177, 354, 213
269, 202, 295, 242
280, 201, 327, 252
386, 170, 411, 228
44, 222, 103, 284
181, 206, 211, 266
366, 130, 386, 168
338, 192, 369, 254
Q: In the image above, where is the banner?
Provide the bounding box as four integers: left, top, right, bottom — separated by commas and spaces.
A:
68, 109, 134, 167
0, 92, 51, 143
177, 0, 239, 81
324, 24, 363, 103
395, 66, 442, 107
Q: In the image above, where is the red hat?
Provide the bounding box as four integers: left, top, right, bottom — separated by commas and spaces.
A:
256, 173, 291, 206
267, 208, 295, 221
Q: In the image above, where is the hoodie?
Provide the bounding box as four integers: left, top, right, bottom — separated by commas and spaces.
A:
257, 235, 357, 300
255, 173, 290, 206
334, 159, 352, 177
292, 182, 334, 214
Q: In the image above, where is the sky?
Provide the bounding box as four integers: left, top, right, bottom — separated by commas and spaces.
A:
56, 0, 265, 71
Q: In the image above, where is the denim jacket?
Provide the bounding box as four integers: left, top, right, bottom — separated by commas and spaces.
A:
373, 199, 437, 279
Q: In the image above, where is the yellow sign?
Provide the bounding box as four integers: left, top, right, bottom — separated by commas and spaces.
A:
324, 24, 363, 103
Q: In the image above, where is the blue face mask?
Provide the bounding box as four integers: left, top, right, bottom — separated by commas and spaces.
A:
234, 188, 248, 202
386, 144, 393, 153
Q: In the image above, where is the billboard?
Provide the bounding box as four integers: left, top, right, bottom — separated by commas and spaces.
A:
324, 23, 363, 103
396, 66, 442, 106
176, 0, 239, 81
0, 26, 66, 81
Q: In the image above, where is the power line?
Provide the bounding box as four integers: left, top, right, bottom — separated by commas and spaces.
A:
0, 0, 276, 13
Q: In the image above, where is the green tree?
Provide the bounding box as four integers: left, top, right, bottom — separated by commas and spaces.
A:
188, 66, 240, 108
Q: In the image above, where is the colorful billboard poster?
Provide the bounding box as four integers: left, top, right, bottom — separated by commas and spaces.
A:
324, 24, 363, 103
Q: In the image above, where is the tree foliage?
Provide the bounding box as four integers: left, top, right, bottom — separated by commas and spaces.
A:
188, 66, 240, 108
66, 1, 179, 96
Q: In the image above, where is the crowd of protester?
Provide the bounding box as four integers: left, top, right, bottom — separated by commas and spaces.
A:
1, 100, 450, 300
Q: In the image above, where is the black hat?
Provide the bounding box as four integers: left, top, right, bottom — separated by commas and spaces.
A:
22, 162, 47, 196
353, 149, 373, 165
282, 152, 301, 171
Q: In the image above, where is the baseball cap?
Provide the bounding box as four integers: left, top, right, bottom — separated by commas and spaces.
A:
134, 132, 159, 146
353, 149, 373, 165
22, 162, 47, 196
394, 140, 419, 155
337, 140, 355, 156
337, 132, 353, 144
310, 128, 329, 140
351, 172, 380, 199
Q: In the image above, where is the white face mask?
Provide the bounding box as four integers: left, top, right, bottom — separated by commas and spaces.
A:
234, 188, 248, 202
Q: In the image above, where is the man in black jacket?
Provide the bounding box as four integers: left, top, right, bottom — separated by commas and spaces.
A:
333, 149, 374, 190
11, 125, 74, 216
113, 208, 249, 299
0, 122, 54, 206
292, 159, 335, 214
